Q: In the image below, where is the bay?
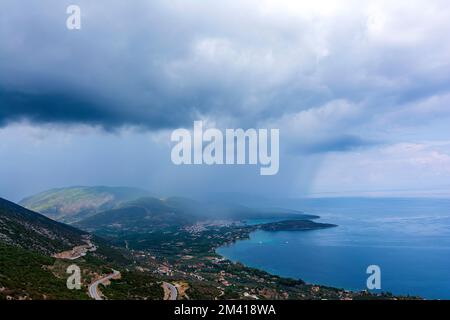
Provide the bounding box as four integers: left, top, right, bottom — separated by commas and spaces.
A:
217, 198, 450, 299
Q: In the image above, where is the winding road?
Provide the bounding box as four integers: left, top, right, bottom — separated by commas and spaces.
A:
88, 270, 120, 300
162, 282, 178, 300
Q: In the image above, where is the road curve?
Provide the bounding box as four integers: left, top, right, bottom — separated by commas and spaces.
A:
162, 282, 178, 300
88, 270, 120, 300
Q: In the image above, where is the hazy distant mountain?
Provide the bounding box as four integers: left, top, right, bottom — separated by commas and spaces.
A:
0, 197, 87, 255
19, 186, 151, 223
74, 197, 198, 232
75, 195, 318, 232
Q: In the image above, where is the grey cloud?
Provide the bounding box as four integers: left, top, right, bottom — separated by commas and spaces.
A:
1, 0, 450, 140
2, 1, 450, 199
0, 87, 187, 130
289, 134, 379, 154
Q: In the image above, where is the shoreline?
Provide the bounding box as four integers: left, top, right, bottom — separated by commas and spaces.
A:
213, 221, 419, 300
214, 223, 335, 287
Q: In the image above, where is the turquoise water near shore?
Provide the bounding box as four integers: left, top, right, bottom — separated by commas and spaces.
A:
217, 198, 450, 299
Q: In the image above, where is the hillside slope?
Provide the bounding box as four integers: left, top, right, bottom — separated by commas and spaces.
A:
19, 186, 150, 223
0, 198, 87, 255
0, 198, 154, 300
75, 197, 198, 232
0, 243, 89, 300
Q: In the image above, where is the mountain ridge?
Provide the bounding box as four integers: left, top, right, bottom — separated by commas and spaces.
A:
74, 195, 318, 232
0, 197, 87, 256
19, 186, 151, 223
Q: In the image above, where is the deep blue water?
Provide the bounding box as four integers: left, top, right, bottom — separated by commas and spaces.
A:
217, 198, 450, 299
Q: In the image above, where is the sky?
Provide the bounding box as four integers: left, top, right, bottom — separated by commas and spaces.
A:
1, 0, 450, 201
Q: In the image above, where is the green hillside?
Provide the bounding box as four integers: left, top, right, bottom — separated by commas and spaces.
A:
74, 197, 198, 232
0, 198, 162, 300
0, 243, 89, 300
19, 186, 150, 223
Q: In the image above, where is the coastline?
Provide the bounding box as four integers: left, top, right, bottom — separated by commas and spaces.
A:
214, 220, 337, 288
213, 219, 419, 300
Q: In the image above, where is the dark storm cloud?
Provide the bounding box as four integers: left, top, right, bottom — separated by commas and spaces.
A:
290, 134, 379, 154
1, 0, 450, 142
0, 87, 113, 127
0, 0, 209, 129
0, 87, 187, 129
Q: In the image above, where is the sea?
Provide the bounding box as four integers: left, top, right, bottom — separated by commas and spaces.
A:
217, 198, 450, 299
